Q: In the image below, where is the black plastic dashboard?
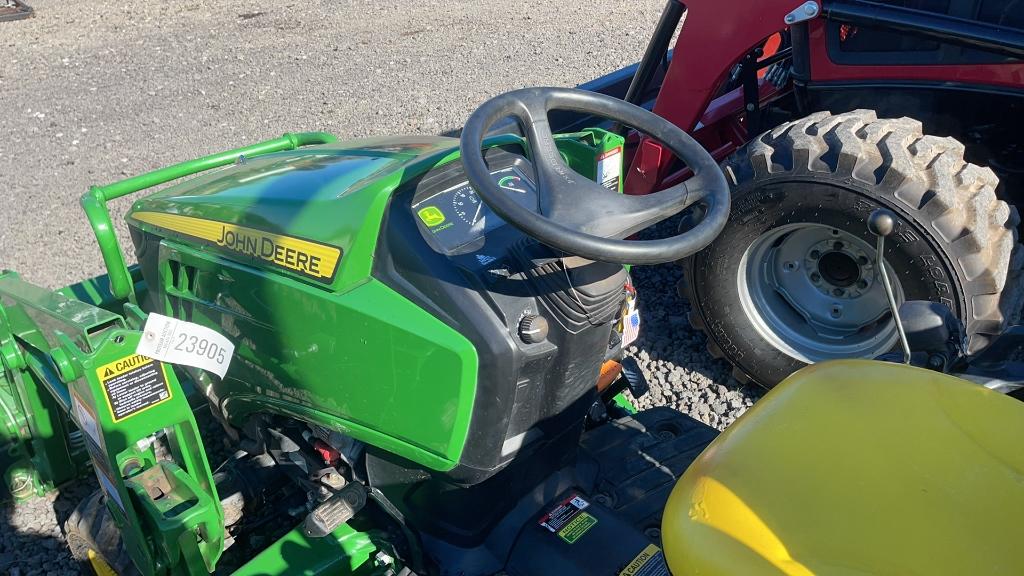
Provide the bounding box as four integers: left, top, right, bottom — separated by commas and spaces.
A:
371, 144, 626, 488
410, 152, 537, 255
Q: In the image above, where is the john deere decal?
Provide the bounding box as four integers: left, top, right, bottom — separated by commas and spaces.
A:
132, 212, 342, 282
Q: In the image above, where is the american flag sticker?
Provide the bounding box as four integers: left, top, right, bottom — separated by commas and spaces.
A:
622, 298, 641, 347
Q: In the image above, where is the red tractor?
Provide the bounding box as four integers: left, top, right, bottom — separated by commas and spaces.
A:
593, 0, 1024, 387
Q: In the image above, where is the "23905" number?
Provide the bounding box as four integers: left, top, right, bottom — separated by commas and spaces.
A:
174, 333, 226, 364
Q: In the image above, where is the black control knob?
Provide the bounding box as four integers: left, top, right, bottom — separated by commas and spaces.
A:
518, 315, 549, 344
868, 209, 897, 237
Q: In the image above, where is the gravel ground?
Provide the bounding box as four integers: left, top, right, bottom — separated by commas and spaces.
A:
0, 1, 761, 573
628, 219, 764, 429
0, 0, 663, 288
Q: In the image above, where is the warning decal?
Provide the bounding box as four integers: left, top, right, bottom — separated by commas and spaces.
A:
94, 463, 126, 513
558, 511, 597, 544
540, 494, 597, 545
618, 543, 669, 576
596, 146, 623, 191
71, 392, 103, 450
96, 354, 171, 422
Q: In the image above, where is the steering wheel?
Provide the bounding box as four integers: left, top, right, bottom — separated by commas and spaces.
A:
459, 87, 730, 265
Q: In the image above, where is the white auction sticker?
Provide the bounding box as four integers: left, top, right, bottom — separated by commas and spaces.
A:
137, 313, 235, 378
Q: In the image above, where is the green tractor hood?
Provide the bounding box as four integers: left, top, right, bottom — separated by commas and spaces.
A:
118, 135, 483, 472
127, 136, 460, 291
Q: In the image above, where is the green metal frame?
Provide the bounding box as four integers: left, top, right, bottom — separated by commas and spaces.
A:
0, 271, 222, 572
232, 523, 387, 575
0, 267, 399, 574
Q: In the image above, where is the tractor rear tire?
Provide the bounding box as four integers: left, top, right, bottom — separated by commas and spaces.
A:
64, 490, 138, 576
683, 110, 1023, 388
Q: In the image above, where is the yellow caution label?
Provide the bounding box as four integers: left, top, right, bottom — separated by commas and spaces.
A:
96, 353, 152, 381
132, 212, 342, 282
619, 543, 668, 576
96, 354, 172, 422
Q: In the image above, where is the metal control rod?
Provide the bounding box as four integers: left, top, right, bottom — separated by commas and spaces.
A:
868, 209, 911, 364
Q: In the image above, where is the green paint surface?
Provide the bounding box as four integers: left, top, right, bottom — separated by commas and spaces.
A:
232, 522, 379, 575
163, 241, 479, 470
128, 137, 461, 292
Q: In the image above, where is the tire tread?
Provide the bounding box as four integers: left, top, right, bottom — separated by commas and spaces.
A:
686, 110, 1024, 373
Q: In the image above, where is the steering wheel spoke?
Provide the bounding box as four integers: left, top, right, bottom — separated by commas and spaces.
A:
535, 162, 623, 225
510, 92, 622, 225
460, 87, 731, 264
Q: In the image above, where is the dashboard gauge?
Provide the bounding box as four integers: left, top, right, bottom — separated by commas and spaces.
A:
453, 188, 484, 225
413, 164, 537, 254
498, 174, 528, 194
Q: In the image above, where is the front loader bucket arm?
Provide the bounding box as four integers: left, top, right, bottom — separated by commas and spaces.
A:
0, 271, 224, 575
626, 0, 806, 195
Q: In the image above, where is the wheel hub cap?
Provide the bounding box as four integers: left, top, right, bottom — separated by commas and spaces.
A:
739, 223, 903, 363
817, 250, 859, 288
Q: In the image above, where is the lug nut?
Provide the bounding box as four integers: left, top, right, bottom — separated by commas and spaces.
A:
810, 250, 821, 259
810, 272, 821, 282
832, 288, 844, 297
858, 255, 869, 265
833, 241, 844, 250
857, 280, 868, 289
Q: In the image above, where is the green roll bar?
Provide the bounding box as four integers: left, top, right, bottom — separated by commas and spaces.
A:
80, 132, 337, 302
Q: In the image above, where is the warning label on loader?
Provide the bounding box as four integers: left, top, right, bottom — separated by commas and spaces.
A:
71, 391, 103, 450
96, 354, 171, 422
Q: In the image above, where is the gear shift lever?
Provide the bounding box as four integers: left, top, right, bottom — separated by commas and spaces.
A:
868, 209, 911, 364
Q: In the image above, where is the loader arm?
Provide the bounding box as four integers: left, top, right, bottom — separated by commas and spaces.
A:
625, 0, 802, 195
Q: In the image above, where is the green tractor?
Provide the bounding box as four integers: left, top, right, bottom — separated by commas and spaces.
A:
2, 88, 1023, 575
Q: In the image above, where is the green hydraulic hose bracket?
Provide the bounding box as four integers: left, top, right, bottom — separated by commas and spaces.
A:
81, 132, 338, 302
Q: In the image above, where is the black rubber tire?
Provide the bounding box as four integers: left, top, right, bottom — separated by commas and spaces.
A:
683, 109, 1024, 388
64, 490, 139, 576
